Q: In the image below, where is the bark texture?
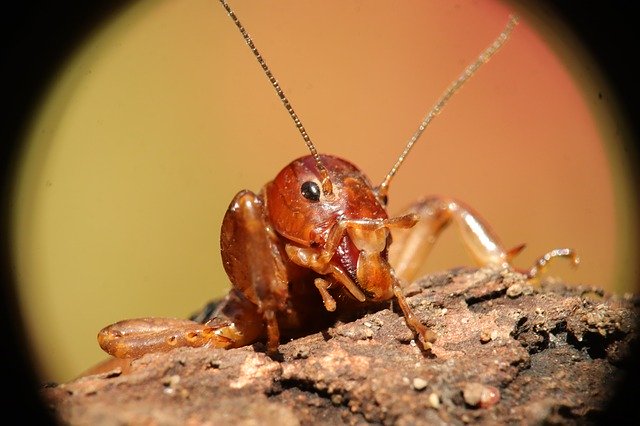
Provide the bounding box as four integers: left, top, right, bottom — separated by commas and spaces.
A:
42, 268, 638, 425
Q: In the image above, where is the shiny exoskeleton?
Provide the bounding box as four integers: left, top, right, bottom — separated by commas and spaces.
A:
97, 2, 578, 359
98, 154, 577, 358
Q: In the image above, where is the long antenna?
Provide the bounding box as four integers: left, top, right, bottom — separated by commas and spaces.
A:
377, 15, 519, 199
218, 0, 333, 195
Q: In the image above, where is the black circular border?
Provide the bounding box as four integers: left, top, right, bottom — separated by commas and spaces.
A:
1, 1, 637, 422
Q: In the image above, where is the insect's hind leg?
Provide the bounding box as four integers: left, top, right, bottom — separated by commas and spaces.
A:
388, 196, 578, 283
98, 289, 265, 359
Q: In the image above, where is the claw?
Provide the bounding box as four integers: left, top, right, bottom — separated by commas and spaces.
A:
505, 243, 527, 262
526, 248, 580, 279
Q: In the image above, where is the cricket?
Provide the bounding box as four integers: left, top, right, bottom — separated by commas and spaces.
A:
98, 0, 578, 359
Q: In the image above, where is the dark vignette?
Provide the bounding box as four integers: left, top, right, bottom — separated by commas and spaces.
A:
0, 1, 637, 423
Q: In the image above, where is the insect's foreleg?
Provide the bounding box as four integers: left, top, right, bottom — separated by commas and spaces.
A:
392, 280, 437, 349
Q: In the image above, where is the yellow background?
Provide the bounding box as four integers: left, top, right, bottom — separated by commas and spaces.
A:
10, 0, 637, 383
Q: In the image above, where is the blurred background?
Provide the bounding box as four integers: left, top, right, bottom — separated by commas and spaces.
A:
2, 0, 637, 407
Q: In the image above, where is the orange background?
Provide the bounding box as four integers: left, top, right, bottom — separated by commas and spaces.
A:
10, 0, 637, 383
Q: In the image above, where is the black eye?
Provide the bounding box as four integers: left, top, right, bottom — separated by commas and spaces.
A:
300, 181, 321, 202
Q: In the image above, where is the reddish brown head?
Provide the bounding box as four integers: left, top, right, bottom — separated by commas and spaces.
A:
265, 155, 388, 248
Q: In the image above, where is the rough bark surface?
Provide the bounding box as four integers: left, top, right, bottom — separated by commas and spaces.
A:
42, 268, 638, 425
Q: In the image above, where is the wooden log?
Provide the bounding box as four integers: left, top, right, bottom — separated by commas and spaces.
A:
41, 268, 639, 425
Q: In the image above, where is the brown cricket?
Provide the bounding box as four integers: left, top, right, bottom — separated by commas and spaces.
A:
98, 1, 578, 359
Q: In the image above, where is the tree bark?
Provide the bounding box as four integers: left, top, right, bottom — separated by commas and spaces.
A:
42, 268, 638, 425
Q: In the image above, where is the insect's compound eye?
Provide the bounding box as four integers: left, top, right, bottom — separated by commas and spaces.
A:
300, 181, 321, 202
